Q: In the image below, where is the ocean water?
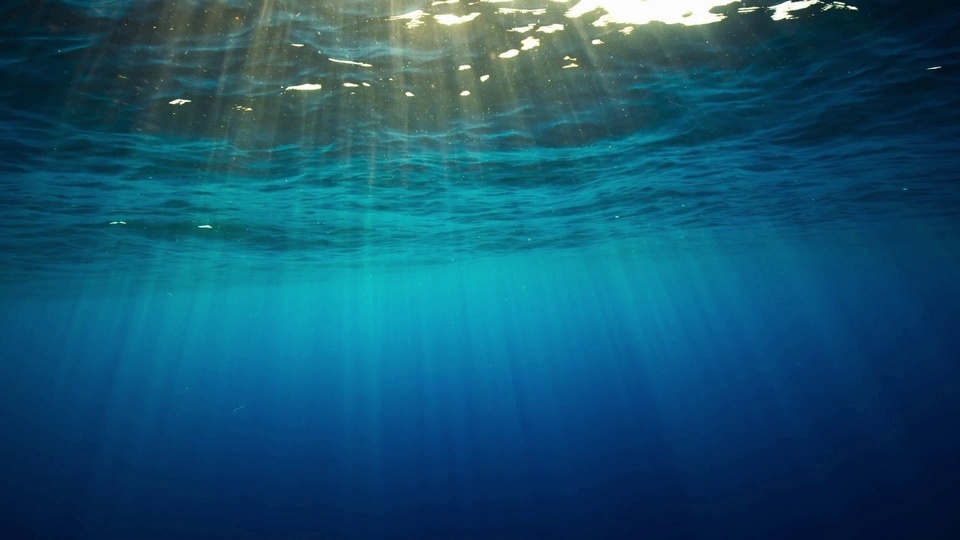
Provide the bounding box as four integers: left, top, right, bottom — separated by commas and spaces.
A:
1, 0, 959, 538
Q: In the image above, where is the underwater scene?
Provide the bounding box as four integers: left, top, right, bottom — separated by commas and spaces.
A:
1, 1, 959, 538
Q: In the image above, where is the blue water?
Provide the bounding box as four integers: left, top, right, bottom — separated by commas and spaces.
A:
2, 1, 960, 538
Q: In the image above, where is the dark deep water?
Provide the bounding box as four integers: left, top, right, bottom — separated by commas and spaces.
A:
2, 1, 960, 538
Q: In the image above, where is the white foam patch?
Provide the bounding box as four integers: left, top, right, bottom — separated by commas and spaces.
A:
329, 58, 373, 68
286, 83, 323, 91
435, 12, 481, 25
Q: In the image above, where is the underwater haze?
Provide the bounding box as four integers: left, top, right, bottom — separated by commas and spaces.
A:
2, 0, 960, 538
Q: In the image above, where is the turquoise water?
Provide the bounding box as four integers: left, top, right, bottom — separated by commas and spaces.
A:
2, 1, 960, 538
